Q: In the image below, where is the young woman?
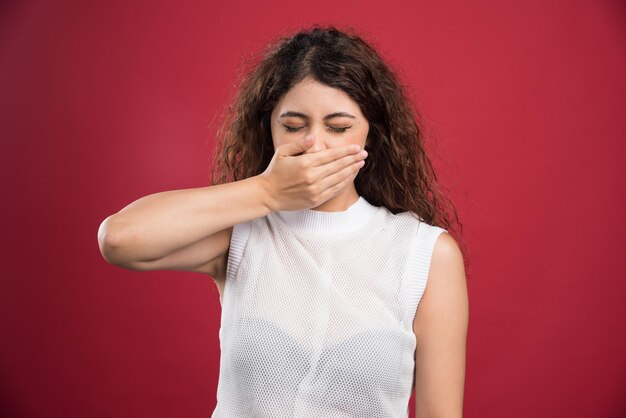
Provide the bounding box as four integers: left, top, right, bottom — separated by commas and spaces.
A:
98, 25, 468, 417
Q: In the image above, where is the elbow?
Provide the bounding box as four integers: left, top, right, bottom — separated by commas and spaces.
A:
97, 215, 135, 268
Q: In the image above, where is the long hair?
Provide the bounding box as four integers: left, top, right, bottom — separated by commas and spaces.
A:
209, 24, 468, 268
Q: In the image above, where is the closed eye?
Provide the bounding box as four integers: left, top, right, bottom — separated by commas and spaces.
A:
328, 126, 352, 133
282, 124, 352, 133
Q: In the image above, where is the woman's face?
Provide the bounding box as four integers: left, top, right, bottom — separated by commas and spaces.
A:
270, 77, 369, 154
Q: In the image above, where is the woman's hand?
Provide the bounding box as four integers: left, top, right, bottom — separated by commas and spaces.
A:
257, 134, 368, 212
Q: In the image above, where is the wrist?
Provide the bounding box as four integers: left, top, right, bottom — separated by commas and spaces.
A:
251, 174, 278, 214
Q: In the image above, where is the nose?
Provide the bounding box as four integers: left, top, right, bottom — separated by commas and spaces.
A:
303, 131, 328, 154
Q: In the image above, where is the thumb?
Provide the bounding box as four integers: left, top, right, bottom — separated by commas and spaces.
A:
277, 134, 315, 157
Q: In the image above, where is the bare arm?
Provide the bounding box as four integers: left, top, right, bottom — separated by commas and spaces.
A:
97, 135, 367, 274
97, 176, 270, 271
413, 232, 469, 418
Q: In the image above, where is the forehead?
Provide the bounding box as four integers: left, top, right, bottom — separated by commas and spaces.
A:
272, 78, 363, 117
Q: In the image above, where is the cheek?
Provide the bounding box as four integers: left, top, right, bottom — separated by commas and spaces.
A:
348, 127, 368, 144
271, 131, 288, 148
270, 126, 284, 147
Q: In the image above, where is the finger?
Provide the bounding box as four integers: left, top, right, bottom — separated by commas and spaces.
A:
302, 144, 363, 167
317, 158, 364, 195
277, 134, 316, 157
312, 150, 366, 181
317, 165, 363, 204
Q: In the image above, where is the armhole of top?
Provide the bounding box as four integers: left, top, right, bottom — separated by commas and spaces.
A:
225, 220, 252, 283
408, 221, 448, 323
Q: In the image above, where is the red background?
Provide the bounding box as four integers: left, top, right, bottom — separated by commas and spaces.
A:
1, 1, 625, 417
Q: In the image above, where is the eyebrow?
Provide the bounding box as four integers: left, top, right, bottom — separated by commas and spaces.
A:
278, 111, 356, 120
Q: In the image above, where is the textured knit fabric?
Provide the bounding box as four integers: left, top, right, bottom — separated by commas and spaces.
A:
212, 196, 447, 417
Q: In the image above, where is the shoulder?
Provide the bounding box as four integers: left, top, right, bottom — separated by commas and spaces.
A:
428, 231, 466, 297
431, 231, 463, 269
410, 218, 464, 289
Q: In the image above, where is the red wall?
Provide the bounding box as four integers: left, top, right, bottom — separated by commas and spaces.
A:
1, 1, 624, 417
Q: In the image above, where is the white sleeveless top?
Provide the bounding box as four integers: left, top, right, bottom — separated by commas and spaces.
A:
212, 196, 447, 417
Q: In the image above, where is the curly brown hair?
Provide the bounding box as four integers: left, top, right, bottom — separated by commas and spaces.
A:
209, 24, 468, 269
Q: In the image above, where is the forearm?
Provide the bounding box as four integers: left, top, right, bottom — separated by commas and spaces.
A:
98, 175, 271, 264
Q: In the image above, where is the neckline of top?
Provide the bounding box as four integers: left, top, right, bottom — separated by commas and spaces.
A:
275, 195, 380, 235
